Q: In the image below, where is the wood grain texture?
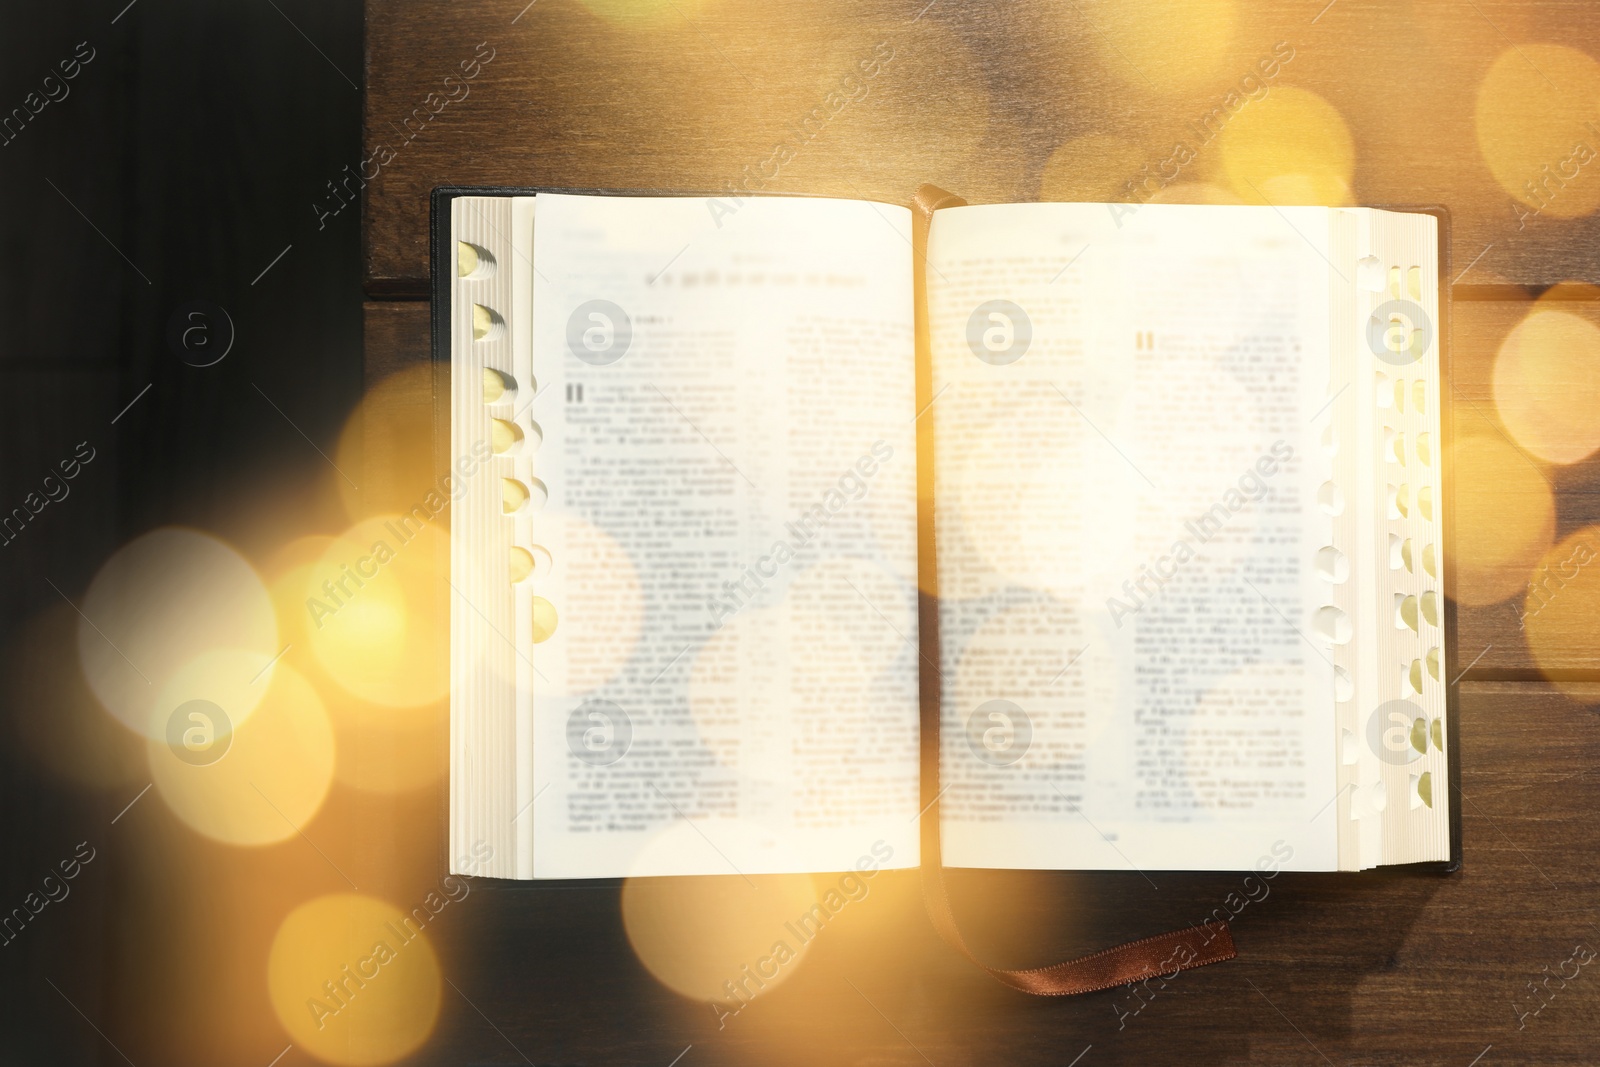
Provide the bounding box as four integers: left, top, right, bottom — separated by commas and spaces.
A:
364, 297, 432, 385
363, 0, 1600, 294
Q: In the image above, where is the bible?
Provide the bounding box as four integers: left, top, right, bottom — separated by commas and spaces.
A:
435, 187, 1458, 884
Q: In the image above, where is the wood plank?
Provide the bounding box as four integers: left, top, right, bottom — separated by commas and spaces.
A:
363, 0, 1600, 294
364, 297, 432, 384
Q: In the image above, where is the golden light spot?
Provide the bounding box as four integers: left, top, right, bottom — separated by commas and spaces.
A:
622, 868, 819, 1003
1219, 86, 1355, 205
268, 893, 441, 1066
1452, 434, 1555, 605
152, 647, 283, 738
309, 516, 449, 708
266, 535, 338, 653
148, 662, 334, 845
1475, 44, 1600, 218
1080, 0, 1238, 96
331, 697, 446, 796
262, 536, 441, 794
1039, 134, 1149, 203
1524, 527, 1600, 691
1492, 306, 1600, 464
78, 528, 278, 739
333, 364, 446, 524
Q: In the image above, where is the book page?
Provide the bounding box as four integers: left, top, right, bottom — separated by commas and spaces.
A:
512, 194, 921, 878
926, 202, 1340, 872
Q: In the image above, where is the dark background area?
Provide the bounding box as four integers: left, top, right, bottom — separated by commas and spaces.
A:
1, 1, 362, 1061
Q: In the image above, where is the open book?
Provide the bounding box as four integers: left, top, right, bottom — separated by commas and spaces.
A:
437, 188, 1457, 881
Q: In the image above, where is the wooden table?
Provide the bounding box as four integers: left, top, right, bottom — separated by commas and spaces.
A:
362, 2, 1600, 1062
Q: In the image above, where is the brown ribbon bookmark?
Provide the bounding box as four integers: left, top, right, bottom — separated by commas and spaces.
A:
922, 863, 1236, 996
910, 183, 1237, 996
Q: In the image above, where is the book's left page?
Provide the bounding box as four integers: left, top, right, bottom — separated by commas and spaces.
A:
450, 193, 924, 879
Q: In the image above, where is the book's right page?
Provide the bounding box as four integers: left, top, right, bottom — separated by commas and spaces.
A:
925, 202, 1343, 872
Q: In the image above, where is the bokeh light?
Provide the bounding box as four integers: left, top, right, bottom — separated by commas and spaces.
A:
1080, 0, 1238, 96
147, 661, 335, 845
334, 364, 441, 524
78, 527, 279, 739
1451, 434, 1556, 606
1219, 86, 1354, 205
308, 515, 449, 709
265, 535, 445, 794
1475, 43, 1600, 219
1492, 305, 1600, 465
268, 893, 442, 1066
1523, 527, 1600, 696
623, 866, 820, 1004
